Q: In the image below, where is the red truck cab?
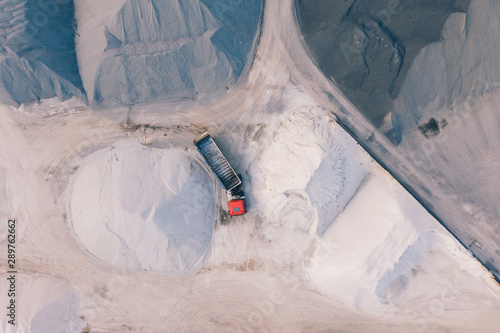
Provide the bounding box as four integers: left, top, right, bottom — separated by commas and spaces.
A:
228, 199, 246, 216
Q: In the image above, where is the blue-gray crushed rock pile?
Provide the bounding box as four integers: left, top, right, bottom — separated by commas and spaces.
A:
0, 0, 263, 107
0, 0, 85, 106
92, 0, 263, 106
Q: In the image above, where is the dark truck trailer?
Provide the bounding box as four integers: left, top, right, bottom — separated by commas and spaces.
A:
194, 132, 246, 216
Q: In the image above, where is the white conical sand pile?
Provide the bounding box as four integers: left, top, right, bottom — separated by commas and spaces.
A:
68, 141, 215, 274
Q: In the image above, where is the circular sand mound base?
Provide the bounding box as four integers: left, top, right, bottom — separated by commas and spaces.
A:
69, 141, 215, 274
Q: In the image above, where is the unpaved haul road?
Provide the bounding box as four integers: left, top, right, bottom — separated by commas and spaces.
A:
0, 0, 499, 332
0, 109, 420, 331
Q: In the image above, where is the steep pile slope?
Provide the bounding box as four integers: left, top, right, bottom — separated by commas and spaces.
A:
296, 0, 470, 128
393, 0, 500, 137
75, 0, 263, 105
0, 0, 84, 107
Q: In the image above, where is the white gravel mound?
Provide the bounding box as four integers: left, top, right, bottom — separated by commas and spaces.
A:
68, 141, 215, 274
247, 88, 371, 266
0, 0, 84, 107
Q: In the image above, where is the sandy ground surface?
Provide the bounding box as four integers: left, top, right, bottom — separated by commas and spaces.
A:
0, 0, 500, 332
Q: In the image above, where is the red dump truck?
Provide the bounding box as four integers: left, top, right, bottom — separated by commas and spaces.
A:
194, 132, 246, 216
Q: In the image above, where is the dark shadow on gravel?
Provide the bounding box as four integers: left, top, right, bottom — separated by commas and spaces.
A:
0, 0, 85, 106
296, 0, 470, 134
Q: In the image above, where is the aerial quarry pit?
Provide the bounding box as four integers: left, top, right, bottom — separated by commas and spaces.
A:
1, 0, 500, 332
